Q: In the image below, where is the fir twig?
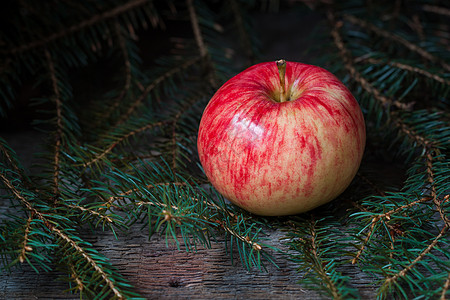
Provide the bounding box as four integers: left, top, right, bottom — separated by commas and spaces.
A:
118, 56, 201, 124
286, 216, 358, 299
1, 166, 135, 298
187, 0, 207, 58
382, 225, 448, 293
44, 49, 63, 195
83, 120, 169, 168
2, 0, 151, 55
67, 204, 114, 226
101, 21, 133, 125
351, 195, 431, 265
0, 138, 23, 176
342, 14, 450, 72
328, 11, 413, 111
422, 5, 450, 17
442, 271, 450, 300
52, 226, 125, 299
18, 216, 33, 264
186, 0, 217, 87
353, 57, 450, 86
307, 218, 343, 300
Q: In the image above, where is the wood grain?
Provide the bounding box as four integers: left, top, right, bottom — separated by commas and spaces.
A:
0, 218, 380, 299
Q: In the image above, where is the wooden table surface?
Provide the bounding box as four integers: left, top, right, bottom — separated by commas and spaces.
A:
0, 220, 378, 299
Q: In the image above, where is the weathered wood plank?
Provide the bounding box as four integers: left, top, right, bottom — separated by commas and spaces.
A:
0, 219, 380, 299
0, 226, 301, 299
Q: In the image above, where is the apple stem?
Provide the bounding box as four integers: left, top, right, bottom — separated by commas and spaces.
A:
276, 59, 287, 102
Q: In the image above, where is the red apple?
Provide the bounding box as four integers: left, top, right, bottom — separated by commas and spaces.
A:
197, 60, 365, 216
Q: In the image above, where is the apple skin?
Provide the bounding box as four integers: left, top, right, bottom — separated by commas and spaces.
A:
197, 61, 365, 216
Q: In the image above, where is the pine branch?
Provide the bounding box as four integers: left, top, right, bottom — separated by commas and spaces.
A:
83, 120, 170, 168
18, 216, 33, 264
286, 216, 358, 299
354, 57, 450, 86
342, 14, 450, 72
325, 4, 450, 298
187, 0, 207, 58
0, 172, 37, 217
442, 271, 450, 300
381, 225, 448, 295
306, 219, 344, 300
421, 5, 450, 18
96, 161, 274, 270
117, 56, 201, 124
1, 163, 137, 298
328, 11, 413, 111
186, 0, 218, 87
351, 195, 431, 265
66, 204, 119, 231
52, 226, 127, 299
100, 21, 133, 124
0, 137, 25, 177
2, 0, 152, 56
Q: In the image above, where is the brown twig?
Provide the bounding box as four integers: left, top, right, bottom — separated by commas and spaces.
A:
393, 115, 436, 149
186, 0, 217, 88
136, 196, 257, 250
394, 116, 447, 227
106, 178, 236, 222
69, 262, 84, 292
186, 0, 207, 58
442, 271, 450, 300
222, 222, 262, 251
409, 14, 425, 42
18, 216, 33, 263
426, 153, 450, 228
136, 194, 235, 220
422, 5, 450, 17
106, 181, 188, 208
44, 49, 63, 196
3, 0, 150, 55
67, 204, 114, 224
100, 21, 133, 126
0, 173, 36, 214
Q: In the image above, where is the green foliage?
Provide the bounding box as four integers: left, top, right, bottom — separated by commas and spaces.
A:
286, 216, 360, 299
0, 0, 449, 299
